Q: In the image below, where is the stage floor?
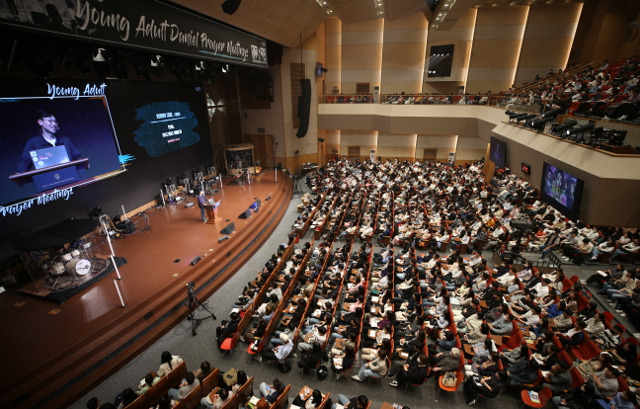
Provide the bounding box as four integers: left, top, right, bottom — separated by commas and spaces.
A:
0, 170, 292, 409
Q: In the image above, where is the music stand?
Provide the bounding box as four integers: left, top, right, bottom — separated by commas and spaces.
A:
181, 178, 193, 205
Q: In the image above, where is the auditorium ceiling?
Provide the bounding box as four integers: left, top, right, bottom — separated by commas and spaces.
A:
170, 0, 430, 47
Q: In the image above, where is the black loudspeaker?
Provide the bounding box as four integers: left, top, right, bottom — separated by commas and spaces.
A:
238, 209, 252, 219
221, 0, 241, 15
190, 255, 201, 266
296, 78, 311, 138
220, 222, 235, 235
265, 195, 271, 201
117, 220, 135, 234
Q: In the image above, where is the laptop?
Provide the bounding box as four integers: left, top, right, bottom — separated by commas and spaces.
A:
29, 145, 80, 192
30, 145, 70, 170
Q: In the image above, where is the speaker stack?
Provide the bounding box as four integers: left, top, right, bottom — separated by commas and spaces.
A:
296, 79, 311, 138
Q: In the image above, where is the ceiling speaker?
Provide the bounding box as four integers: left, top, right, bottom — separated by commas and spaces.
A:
222, 0, 241, 15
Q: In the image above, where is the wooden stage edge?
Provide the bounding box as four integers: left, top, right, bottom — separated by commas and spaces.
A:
5, 172, 293, 409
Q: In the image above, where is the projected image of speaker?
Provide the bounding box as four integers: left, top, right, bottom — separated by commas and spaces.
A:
220, 222, 235, 235
296, 79, 311, 138
238, 209, 252, 219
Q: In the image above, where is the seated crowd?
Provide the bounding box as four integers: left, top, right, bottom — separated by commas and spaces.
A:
90, 157, 639, 409
233, 158, 639, 408
503, 55, 640, 122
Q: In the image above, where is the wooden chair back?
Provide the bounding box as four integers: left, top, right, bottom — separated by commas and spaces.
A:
237, 376, 255, 406
318, 392, 331, 409
123, 393, 148, 409
181, 383, 202, 409
270, 384, 291, 409
167, 361, 188, 387
146, 375, 169, 406
201, 368, 221, 396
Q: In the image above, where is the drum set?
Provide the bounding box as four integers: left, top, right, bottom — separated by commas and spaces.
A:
42, 242, 95, 290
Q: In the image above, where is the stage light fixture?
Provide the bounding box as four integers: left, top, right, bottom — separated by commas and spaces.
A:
92, 48, 106, 62
513, 113, 529, 123
553, 120, 577, 135
530, 116, 554, 130
150, 55, 163, 67
222, 0, 241, 14
541, 108, 562, 118
568, 123, 594, 135
609, 130, 627, 146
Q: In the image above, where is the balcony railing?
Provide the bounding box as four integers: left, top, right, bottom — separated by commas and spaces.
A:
321, 94, 546, 114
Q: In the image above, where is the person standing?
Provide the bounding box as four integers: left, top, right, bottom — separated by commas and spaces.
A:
198, 191, 208, 223
17, 109, 83, 173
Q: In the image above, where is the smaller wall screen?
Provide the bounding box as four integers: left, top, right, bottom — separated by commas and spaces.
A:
489, 136, 507, 170
540, 162, 585, 220
427, 44, 454, 78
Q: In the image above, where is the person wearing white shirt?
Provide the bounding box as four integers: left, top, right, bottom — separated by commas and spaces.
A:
611, 239, 640, 260
591, 238, 616, 260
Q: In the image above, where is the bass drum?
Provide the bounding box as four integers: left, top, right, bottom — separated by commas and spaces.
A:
66, 259, 92, 276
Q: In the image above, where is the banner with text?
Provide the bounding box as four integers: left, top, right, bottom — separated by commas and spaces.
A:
0, 0, 268, 68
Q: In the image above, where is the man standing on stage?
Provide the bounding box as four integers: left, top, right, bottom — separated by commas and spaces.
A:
17, 110, 83, 173
198, 191, 208, 223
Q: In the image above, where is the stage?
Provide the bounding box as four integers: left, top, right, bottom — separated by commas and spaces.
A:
0, 170, 292, 409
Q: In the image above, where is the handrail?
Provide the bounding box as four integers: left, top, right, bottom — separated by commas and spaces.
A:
514, 57, 609, 94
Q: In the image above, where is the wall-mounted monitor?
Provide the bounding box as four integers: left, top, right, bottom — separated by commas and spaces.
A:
489, 136, 507, 170
540, 162, 584, 220
427, 44, 454, 78
0, 95, 124, 208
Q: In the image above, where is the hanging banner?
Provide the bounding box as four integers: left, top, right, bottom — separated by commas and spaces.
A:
0, 0, 268, 68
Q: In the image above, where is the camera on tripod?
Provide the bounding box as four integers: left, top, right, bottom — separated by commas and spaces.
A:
186, 281, 196, 296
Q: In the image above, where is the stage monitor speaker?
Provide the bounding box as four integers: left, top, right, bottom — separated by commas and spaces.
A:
265, 195, 271, 201
296, 78, 311, 138
190, 255, 201, 266
218, 235, 229, 243
220, 222, 235, 235
238, 209, 252, 219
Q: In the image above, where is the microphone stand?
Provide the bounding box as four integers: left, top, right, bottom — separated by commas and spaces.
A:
185, 282, 217, 336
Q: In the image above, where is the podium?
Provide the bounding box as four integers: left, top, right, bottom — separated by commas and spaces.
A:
203, 200, 220, 225
9, 158, 89, 192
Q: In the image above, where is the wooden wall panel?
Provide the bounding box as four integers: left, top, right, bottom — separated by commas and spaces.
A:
341, 19, 384, 95
466, 6, 529, 93
380, 13, 428, 94
514, 3, 582, 86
